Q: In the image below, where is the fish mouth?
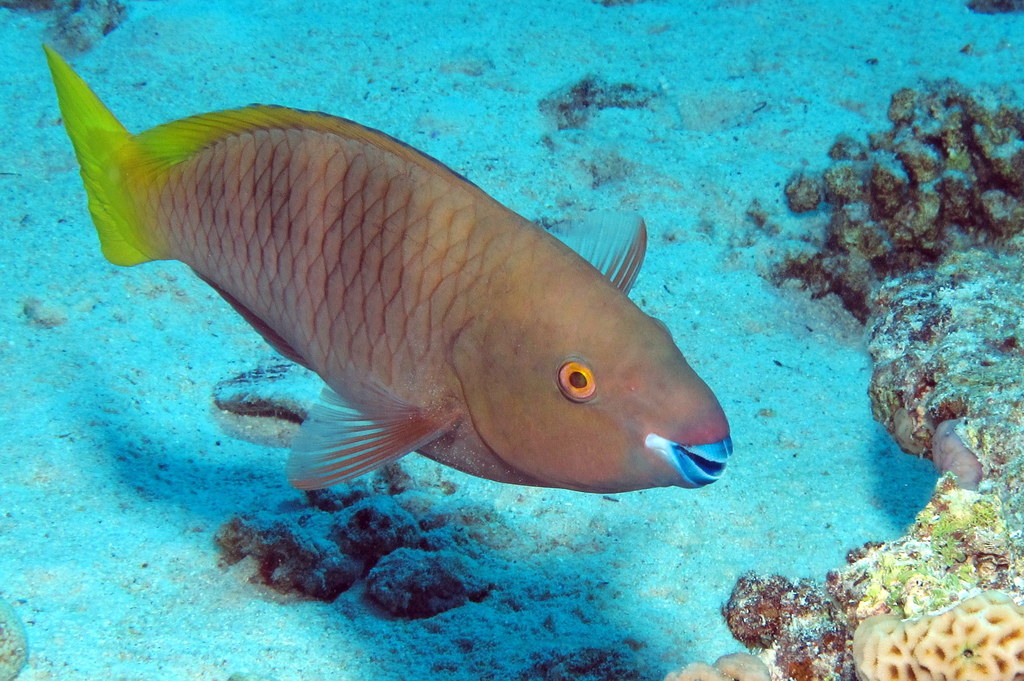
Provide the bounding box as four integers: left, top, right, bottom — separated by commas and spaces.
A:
645, 433, 732, 488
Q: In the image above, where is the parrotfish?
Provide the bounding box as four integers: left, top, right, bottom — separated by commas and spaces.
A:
44, 46, 732, 493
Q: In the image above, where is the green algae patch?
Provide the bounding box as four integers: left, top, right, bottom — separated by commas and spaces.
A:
836, 476, 1021, 621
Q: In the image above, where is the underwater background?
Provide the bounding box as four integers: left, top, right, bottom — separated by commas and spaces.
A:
1, 1, 1022, 679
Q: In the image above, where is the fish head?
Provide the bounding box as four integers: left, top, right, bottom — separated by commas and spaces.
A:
454, 285, 731, 493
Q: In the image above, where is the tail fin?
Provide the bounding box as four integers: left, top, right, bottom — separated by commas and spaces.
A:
43, 45, 158, 266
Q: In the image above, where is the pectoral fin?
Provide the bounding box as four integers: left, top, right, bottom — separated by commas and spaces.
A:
287, 384, 455, 489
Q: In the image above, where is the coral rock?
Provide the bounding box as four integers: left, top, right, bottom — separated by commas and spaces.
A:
0, 598, 26, 681
784, 172, 823, 213
866, 237, 1024, 502
828, 476, 1021, 623
366, 547, 487, 619
779, 81, 1024, 321
852, 591, 1024, 681
723, 574, 855, 680
868, 156, 909, 219
823, 162, 865, 205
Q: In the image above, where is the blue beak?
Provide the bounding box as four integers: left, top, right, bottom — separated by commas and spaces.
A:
646, 433, 732, 488
673, 437, 732, 487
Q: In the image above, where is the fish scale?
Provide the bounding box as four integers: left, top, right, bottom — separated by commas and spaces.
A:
45, 46, 733, 493
183, 129, 476, 400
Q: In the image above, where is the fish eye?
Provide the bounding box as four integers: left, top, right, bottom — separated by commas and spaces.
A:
557, 360, 596, 403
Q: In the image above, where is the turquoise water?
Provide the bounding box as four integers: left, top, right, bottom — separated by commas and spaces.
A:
4, 1, 1018, 679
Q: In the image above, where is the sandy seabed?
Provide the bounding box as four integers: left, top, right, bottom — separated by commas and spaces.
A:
2, 1, 1018, 679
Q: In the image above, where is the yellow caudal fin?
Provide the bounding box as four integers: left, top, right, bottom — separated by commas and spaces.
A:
44, 45, 159, 266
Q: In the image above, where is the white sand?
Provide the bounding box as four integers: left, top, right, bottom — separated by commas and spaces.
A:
2, 0, 1016, 679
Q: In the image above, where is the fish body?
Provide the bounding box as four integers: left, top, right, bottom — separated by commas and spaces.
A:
45, 46, 732, 493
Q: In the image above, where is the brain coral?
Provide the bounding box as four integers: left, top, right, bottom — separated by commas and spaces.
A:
664, 653, 770, 681
853, 591, 1024, 681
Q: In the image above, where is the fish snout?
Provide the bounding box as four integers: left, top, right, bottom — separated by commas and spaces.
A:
644, 433, 732, 488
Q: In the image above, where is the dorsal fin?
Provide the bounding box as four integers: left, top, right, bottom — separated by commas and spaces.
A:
132, 104, 480, 189
549, 212, 647, 294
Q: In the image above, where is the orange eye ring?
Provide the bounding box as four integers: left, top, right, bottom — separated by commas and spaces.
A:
557, 360, 596, 402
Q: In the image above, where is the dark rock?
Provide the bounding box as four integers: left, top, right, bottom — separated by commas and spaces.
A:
216, 515, 362, 601
968, 0, 1024, 13
519, 647, 643, 681
539, 75, 657, 130
215, 485, 422, 601
329, 496, 420, 566
304, 487, 368, 513
0, 0, 53, 9
365, 548, 487, 619
214, 481, 513, 621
